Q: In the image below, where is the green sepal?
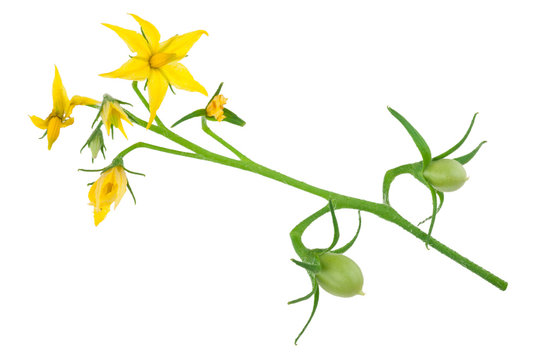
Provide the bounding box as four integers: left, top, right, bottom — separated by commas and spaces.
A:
78, 166, 111, 173
122, 166, 146, 177
425, 184, 438, 249
171, 109, 206, 127
222, 108, 246, 127
291, 258, 321, 274
294, 276, 320, 345
321, 201, 339, 253
206, 82, 224, 108
115, 100, 132, 106
332, 211, 362, 254
38, 130, 48, 139
454, 141, 487, 165
418, 191, 444, 226
127, 181, 137, 205
91, 107, 102, 128
288, 274, 317, 305
140, 26, 148, 42
387, 107, 432, 170
408, 169, 438, 248
433, 112, 478, 160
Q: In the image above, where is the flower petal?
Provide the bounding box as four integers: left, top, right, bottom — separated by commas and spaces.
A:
29, 115, 48, 130
100, 57, 150, 81
102, 23, 151, 57
47, 116, 62, 150
113, 166, 127, 209
70, 96, 99, 107
147, 69, 169, 128
159, 30, 208, 59
129, 14, 160, 52
93, 206, 110, 226
161, 62, 207, 95
100, 101, 113, 135
112, 102, 133, 125
52, 66, 70, 117
66, 96, 99, 117
60, 117, 74, 128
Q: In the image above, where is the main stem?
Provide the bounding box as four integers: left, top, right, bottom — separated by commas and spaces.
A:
123, 83, 507, 291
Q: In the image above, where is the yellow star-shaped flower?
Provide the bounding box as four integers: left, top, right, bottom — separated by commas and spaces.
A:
100, 14, 208, 128
30, 66, 99, 150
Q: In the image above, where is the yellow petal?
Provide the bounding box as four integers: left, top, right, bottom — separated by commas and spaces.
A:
129, 14, 161, 52
100, 101, 113, 135
66, 96, 99, 117
29, 115, 48, 130
100, 57, 150, 81
111, 102, 132, 139
93, 206, 110, 226
147, 69, 169, 128
88, 179, 98, 205
70, 96, 99, 107
111, 102, 133, 125
60, 117, 74, 128
113, 166, 127, 209
159, 30, 208, 59
47, 116, 62, 150
52, 66, 70, 117
161, 62, 207, 95
102, 23, 151, 57
206, 95, 227, 121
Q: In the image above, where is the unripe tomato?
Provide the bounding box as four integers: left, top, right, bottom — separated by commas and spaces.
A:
423, 159, 468, 192
316, 253, 364, 297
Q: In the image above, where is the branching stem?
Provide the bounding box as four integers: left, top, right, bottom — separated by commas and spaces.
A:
118, 83, 508, 291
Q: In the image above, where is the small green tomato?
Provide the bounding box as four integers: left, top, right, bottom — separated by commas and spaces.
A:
316, 253, 364, 297
423, 159, 468, 192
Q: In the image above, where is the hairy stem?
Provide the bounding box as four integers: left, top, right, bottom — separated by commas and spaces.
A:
122, 90, 508, 291
115, 142, 206, 161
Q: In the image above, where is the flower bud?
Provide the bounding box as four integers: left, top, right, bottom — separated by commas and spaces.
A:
423, 159, 468, 192
316, 253, 364, 297
89, 128, 105, 160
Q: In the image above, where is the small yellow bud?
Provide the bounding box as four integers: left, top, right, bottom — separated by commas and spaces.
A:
206, 94, 227, 122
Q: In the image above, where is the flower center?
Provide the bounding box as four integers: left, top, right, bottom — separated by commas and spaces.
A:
149, 53, 177, 68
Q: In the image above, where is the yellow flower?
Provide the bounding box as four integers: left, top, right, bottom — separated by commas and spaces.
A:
30, 66, 99, 150
88, 166, 128, 226
100, 98, 133, 139
100, 14, 208, 128
206, 94, 227, 122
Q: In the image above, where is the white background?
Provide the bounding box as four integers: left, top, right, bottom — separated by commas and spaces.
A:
1, 0, 540, 359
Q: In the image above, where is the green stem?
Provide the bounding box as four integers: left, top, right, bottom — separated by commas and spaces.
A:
123, 103, 508, 292
114, 142, 206, 161
202, 118, 251, 161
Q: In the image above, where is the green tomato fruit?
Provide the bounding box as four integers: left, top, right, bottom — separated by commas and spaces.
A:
423, 159, 468, 192
316, 253, 364, 297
